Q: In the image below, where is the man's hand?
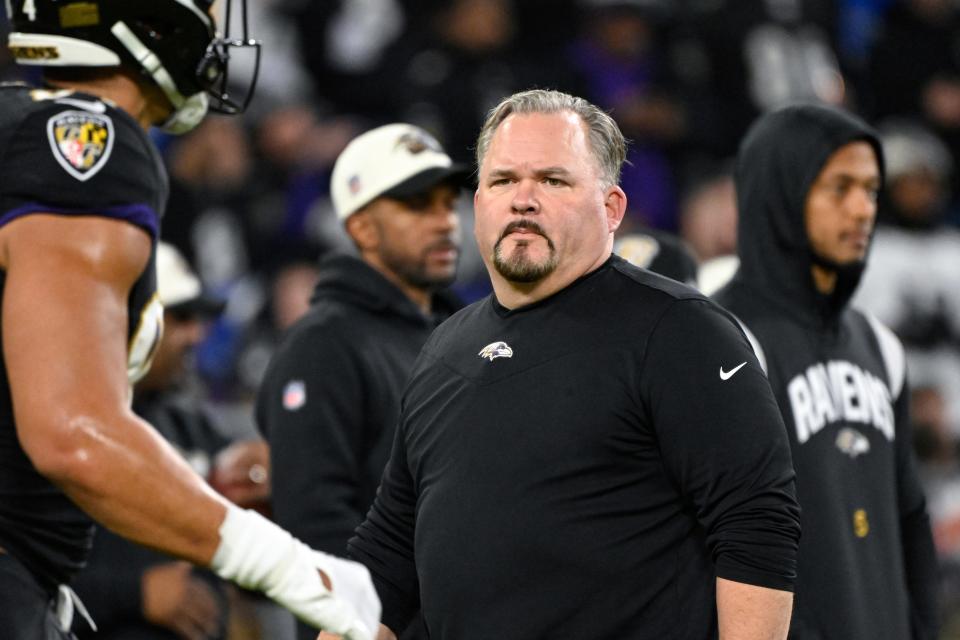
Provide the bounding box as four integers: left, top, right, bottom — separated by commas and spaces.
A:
210, 439, 271, 508
318, 623, 397, 640
142, 561, 221, 640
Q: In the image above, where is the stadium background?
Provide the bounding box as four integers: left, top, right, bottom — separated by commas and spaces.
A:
4, 0, 960, 636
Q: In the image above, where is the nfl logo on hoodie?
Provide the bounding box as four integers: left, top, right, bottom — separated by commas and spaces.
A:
282, 380, 306, 411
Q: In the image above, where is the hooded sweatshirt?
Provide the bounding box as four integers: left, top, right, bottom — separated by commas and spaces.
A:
714, 104, 938, 639
256, 253, 457, 640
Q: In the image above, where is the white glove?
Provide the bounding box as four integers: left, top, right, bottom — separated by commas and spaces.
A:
210, 505, 381, 639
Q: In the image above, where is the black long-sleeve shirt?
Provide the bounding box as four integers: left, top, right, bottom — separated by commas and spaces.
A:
350, 255, 800, 639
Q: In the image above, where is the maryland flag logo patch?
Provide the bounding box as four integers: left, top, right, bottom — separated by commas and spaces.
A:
46, 110, 115, 181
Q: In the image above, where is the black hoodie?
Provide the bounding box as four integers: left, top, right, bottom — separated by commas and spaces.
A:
715, 105, 938, 640
256, 253, 457, 640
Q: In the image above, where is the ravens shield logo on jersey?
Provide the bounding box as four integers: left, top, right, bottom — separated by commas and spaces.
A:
47, 109, 114, 181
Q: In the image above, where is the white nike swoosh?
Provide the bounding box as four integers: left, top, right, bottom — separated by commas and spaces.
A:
56, 97, 107, 114
719, 361, 747, 381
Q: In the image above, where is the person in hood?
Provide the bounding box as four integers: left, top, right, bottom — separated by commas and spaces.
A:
714, 103, 940, 639
256, 123, 468, 640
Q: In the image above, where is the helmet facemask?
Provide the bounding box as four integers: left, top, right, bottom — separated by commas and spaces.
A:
196, 0, 261, 117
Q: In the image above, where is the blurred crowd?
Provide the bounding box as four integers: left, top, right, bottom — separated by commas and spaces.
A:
4, 0, 960, 635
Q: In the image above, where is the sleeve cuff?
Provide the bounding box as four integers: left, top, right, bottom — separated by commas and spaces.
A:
716, 563, 795, 593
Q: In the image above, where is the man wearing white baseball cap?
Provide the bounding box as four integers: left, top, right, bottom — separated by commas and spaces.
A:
258, 124, 469, 640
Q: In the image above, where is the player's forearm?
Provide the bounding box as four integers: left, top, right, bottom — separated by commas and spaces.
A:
716, 577, 792, 640
35, 410, 382, 636
32, 409, 227, 566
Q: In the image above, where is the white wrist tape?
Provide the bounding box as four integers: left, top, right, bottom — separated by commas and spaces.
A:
211, 504, 381, 639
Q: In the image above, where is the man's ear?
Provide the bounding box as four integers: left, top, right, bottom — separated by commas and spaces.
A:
345, 208, 379, 251
604, 185, 627, 233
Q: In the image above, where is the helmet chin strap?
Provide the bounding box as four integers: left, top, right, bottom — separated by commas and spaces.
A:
161, 92, 209, 134
110, 21, 208, 134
